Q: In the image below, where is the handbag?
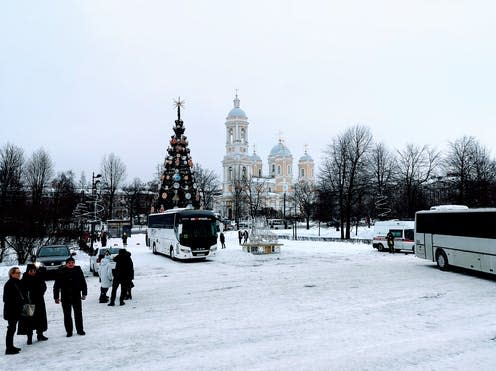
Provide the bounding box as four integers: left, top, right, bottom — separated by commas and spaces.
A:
21, 291, 35, 317
22, 303, 35, 317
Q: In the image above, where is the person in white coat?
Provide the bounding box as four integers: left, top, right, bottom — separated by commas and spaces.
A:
98, 253, 114, 303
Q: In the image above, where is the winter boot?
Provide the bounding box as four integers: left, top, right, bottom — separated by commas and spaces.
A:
5, 347, 20, 355
99, 288, 109, 303
37, 332, 48, 341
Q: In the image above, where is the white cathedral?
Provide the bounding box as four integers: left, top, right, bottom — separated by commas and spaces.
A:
218, 94, 315, 220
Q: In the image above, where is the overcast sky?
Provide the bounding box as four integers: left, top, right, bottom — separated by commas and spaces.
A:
1, 0, 495, 184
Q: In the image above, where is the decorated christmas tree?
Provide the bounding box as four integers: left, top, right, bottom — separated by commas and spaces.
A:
153, 98, 201, 212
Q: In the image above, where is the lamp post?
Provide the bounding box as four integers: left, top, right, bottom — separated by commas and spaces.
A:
91, 172, 102, 252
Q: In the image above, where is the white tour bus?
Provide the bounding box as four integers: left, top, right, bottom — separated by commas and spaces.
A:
148, 208, 218, 260
372, 220, 415, 252
415, 207, 496, 274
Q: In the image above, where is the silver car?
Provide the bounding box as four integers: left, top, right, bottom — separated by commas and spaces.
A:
89, 247, 120, 276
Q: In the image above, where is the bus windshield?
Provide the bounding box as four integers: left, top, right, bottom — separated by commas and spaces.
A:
181, 220, 217, 240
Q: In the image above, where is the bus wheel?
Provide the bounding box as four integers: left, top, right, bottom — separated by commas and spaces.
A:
377, 244, 384, 252
436, 250, 449, 271
152, 243, 157, 255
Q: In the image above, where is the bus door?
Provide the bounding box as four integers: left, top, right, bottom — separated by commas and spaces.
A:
424, 233, 434, 261
415, 232, 428, 259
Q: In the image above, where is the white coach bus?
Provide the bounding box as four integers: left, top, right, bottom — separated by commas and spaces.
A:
148, 208, 218, 260
415, 207, 496, 274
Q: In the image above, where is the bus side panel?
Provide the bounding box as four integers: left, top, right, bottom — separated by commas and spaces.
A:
156, 228, 174, 256
450, 249, 482, 271
481, 256, 496, 274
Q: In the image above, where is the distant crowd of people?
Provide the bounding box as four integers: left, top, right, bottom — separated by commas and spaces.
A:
3, 246, 134, 355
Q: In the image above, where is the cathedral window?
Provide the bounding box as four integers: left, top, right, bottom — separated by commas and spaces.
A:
228, 129, 234, 144
228, 167, 233, 181
277, 165, 281, 175
300, 168, 305, 177
288, 165, 291, 175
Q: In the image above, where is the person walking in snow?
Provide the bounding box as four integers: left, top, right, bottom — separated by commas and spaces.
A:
386, 231, 395, 254
101, 231, 107, 247
122, 232, 128, 246
238, 230, 243, 245
219, 232, 226, 249
98, 252, 113, 303
243, 230, 249, 244
108, 249, 134, 307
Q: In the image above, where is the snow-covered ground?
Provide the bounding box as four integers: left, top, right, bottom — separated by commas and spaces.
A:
2, 229, 496, 370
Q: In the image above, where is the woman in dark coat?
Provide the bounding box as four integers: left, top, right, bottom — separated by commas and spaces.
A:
18, 264, 48, 344
3, 266, 24, 355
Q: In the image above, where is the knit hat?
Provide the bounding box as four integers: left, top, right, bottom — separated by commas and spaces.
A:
66, 256, 75, 264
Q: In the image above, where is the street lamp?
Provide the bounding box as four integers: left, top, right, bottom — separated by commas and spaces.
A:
91, 172, 102, 252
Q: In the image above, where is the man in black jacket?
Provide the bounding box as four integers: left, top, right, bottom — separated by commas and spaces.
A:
53, 257, 87, 337
108, 249, 134, 307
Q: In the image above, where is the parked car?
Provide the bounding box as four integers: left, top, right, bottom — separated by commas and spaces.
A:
89, 247, 120, 276
34, 245, 75, 276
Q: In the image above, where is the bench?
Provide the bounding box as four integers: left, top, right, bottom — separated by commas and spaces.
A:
242, 242, 283, 255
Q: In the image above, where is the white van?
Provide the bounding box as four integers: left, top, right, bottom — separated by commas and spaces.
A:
372, 220, 415, 253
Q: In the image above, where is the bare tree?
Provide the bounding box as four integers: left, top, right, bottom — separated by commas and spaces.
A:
470, 143, 496, 206
24, 148, 54, 208
370, 142, 397, 219
231, 179, 248, 223
193, 163, 220, 210
443, 136, 496, 206
51, 171, 78, 229
123, 177, 152, 225
101, 153, 127, 219
0, 143, 25, 262
321, 125, 372, 239
293, 179, 316, 229
242, 177, 267, 218
397, 144, 440, 217
445, 136, 477, 204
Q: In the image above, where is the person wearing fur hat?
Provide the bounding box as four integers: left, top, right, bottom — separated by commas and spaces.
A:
18, 264, 48, 344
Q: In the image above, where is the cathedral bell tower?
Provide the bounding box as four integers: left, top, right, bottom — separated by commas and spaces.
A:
221, 93, 252, 219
